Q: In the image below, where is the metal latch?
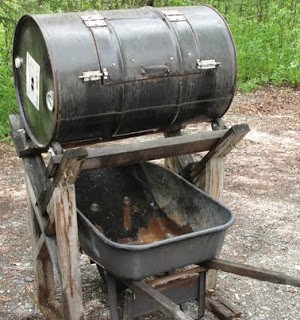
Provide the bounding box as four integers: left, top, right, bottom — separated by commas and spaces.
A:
81, 14, 107, 27
197, 59, 221, 70
79, 69, 108, 82
161, 10, 187, 22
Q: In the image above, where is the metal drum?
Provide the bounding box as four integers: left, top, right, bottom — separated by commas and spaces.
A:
13, 6, 237, 147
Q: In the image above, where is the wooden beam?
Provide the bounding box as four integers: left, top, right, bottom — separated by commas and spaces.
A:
26, 180, 63, 320
54, 184, 84, 320
85, 130, 227, 170
23, 156, 52, 215
147, 266, 206, 288
188, 124, 250, 185
188, 125, 249, 291
204, 157, 225, 201
122, 279, 194, 320
9, 114, 48, 156
204, 157, 226, 290
206, 296, 240, 320
203, 259, 300, 287
45, 198, 56, 236
26, 176, 60, 275
46, 130, 228, 177
40, 148, 88, 214
53, 148, 88, 186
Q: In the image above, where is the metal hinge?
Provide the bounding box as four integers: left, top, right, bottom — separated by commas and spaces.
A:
79, 69, 108, 82
161, 10, 187, 22
81, 14, 107, 27
197, 59, 221, 70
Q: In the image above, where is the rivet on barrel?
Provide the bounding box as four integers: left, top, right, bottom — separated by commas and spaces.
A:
14, 56, 23, 69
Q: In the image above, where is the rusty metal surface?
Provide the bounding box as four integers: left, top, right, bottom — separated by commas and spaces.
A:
13, 6, 236, 147
75, 162, 234, 280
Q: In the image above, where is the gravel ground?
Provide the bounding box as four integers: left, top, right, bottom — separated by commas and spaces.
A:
0, 86, 299, 319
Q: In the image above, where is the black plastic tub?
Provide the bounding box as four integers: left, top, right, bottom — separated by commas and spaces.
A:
76, 163, 234, 280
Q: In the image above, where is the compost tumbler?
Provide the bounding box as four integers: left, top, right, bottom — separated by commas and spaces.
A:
13, 6, 237, 147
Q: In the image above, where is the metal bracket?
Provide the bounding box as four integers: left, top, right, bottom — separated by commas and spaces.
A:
212, 118, 228, 131
81, 14, 107, 27
197, 59, 221, 70
79, 69, 108, 82
161, 10, 187, 22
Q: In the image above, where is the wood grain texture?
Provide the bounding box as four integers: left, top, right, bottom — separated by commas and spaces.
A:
204, 258, 300, 287
26, 178, 62, 319
85, 130, 226, 170
54, 184, 84, 320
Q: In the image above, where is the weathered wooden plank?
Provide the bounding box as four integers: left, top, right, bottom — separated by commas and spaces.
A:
54, 184, 84, 320
84, 130, 227, 170
204, 157, 225, 290
122, 279, 194, 320
205, 292, 241, 320
10, 115, 50, 215
26, 179, 63, 320
147, 266, 206, 288
205, 296, 237, 320
188, 125, 249, 291
24, 156, 51, 215
45, 198, 56, 236
53, 148, 88, 185
46, 130, 228, 176
9, 114, 48, 156
40, 148, 88, 214
205, 157, 225, 201
26, 176, 60, 275
189, 124, 250, 181
9, 114, 26, 154
26, 285, 63, 320
203, 258, 300, 287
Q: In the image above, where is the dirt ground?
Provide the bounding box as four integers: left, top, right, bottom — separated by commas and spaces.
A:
0, 86, 299, 319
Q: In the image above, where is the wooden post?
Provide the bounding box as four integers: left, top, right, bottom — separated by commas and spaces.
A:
54, 184, 84, 320
50, 148, 87, 320
204, 158, 226, 290
17, 129, 87, 319
189, 124, 250, 291
27, 199, 63, 319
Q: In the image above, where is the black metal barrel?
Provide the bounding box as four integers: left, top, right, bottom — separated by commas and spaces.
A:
13, 6, 237, 147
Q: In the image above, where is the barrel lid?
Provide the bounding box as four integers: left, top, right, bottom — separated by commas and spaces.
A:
13, 15, 57, 147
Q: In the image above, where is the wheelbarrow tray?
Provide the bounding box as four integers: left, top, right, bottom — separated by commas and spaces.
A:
76, 162, 234, 280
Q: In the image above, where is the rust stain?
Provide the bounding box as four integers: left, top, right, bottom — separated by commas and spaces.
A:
123, 196, 132, 231
119, 216, 193, 245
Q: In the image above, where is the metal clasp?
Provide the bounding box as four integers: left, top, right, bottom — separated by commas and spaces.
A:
79, 69, 108, 82
197, 59, 221, 70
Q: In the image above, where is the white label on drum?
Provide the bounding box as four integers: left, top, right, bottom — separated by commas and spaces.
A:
26, 52, 40, 110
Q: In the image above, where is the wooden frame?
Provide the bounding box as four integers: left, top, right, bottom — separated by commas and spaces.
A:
10, 114, 263, 319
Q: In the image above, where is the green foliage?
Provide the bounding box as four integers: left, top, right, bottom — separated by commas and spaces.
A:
0, 0, 299, 137
223, 1, 300, 91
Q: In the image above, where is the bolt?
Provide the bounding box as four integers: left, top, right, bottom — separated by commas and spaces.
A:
15, 57, 23, 69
